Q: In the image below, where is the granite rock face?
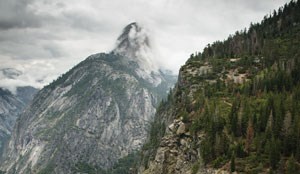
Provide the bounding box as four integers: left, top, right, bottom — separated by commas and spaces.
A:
0, 23, 176, 173
0, 87, 37, 158
142, 118, 229, 174
139, 62, 230, 174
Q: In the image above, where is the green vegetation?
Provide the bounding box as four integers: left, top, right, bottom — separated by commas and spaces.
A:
287, 155, 298, 174
230, 151, 235, 172
72, 152, 140, 174
191, 161, 201, 174
143, 1, 300, 173
37, 162, 55, 174
108, 152, 140, 174
141, 111, 166, 168
73, 162, 105, 174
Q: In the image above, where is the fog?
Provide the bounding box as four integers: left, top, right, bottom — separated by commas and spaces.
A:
0, 0, 290, 92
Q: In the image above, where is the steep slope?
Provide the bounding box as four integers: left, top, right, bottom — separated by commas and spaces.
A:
0, 23, 176, 174
0, 67, 38, 157
0, 87, 37, 158
16, 86, 39, 105
0, 88, 24, 157
140, 1, 300, 174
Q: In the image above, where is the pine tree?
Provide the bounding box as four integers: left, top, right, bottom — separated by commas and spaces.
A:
286, 155, 297, 174
245, 120, 254, 154
230, 151, 236, 172
266, 110, 274, 131
269, 137, 280, 169
282, 112, 292, 136
200, 139, 213, 165
229, 98, 239, 136
282, 111, 293, 155
241, 101, 250, 135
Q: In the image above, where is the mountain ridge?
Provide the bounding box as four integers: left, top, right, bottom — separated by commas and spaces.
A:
0, 23, 176, 174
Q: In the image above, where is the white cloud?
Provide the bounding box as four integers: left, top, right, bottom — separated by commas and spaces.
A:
0, 0, 290, 93
0, 58, 77, 93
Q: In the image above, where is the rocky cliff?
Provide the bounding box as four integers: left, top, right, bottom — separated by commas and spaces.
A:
140, 1, 300, 173
0, 23, 176, 174
139, 60, 230, 174
0, 86, 37, 159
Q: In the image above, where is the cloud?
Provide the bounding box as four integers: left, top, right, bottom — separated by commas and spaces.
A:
0, 57, 78, 94
0, 0, 43, 30
0, 0, 291, 93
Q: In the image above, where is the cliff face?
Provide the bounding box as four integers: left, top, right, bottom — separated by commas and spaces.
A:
0, 87, 37, 158
0, 23, 176, 174
0, 88, 24, 157
140, 63, 229, 174
140, 1, 300, 174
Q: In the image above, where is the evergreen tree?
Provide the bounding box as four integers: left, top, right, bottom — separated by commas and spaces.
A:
286, 155, 297, 174
245, 120, 254, 154
200, 139, 214, 165
230, 151, 236, 172
229, 98, 239, 136
269, 137, 280, 169
241, 101, 250, 135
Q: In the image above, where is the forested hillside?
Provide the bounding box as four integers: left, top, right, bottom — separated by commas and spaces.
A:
141, 1, 300, 173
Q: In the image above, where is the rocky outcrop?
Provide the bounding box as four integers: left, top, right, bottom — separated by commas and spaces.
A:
139, 58, 232, 174
143, 118, 196, 174
0, 88, 23, 157
0, 87, 37, 159
142, 118, 229, 174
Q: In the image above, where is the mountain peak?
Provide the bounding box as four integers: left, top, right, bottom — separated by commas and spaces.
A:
113, 22, 162, 85
114, 22, 150, 55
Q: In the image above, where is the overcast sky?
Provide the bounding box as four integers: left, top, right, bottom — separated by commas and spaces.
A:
0, 0, 290, 92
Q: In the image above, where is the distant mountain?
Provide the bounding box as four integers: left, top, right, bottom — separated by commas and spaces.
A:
0, 87, 37, 158
0, 23, 176, 173
16, 86, 39, 105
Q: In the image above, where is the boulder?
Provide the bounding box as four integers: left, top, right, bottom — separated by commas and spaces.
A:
176, 122, 186, 135
168, 123, 176, 133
